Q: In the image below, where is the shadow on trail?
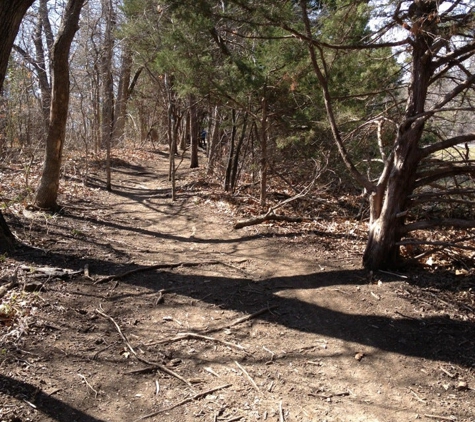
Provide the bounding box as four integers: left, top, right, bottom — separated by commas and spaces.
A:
59, 210, 361, 248
7, 155, 474, 369
0, 374, 106, 422
11, 245, 475, 368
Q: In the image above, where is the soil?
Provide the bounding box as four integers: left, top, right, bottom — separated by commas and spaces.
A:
1, 148, 475, 422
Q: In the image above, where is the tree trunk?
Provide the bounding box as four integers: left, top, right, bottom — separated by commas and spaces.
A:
189, 95, 199, 168
0, 1, 35, 94
35, 0, 52, 133
112, 44, 132, 145
224, 109, 236, 192
34, 0, 85, 210
0, 0, 35, 250
0, 212, 14, 253
362, 7, 435, 270
230, 114, 247, 192
206, 105, 219, 176
260, 94, 268, 207
101, 0, 114, 191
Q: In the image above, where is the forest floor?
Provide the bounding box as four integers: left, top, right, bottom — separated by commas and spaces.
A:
1, 147, 475, 422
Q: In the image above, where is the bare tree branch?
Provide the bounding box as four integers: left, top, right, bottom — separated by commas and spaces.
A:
403, 218, 475, 234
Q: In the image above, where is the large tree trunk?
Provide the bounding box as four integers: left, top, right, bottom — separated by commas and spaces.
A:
0, 0, 35, 251
363, 22, 432, 269
363, 140, 422, 269
34, 0, 85, 210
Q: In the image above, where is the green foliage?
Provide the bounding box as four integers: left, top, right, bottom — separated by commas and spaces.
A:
122, 0, 401, 186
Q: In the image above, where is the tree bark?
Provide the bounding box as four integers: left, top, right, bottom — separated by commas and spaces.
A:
0, 0, 35, 251
230, 114, 247, 192
0, 0, 35, 94
34, 0, 85, 210
189, 95, 199, 168
36, 0, 52, 130
206, 105, 219, 176
260, 94, 268, 207
363, 142, 422, 269
363, 9, 433, 269
101, 0, 114, 191
112, 44, 132, 145
224, 109, 236, 192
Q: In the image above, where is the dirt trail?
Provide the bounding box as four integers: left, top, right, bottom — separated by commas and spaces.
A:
1, 150, 474, 422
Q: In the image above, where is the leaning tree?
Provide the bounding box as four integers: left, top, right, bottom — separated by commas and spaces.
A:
220, 0, 475, 269
34, 0, 85, 210
295, 0, 475, 269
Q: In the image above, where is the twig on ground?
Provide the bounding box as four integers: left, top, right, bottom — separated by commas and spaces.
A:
309, 391, 350, 399
95, 308, 192, 388
440, 366, 457, 378
279, 401, 285, 422
174, 305, 277, 337
409, 387, 426, 403
228, 305, 278, 328
23, 399, 37, 409
78, 373, 98, 398
204, 367, 220, 377
424, 414, 456, 421
134, 383, 232, 421
155, 289, 166, 305
149, 332, 247, 352
378, 270, 408, 279
94, 260, 245, 284
263, 346, 275, 362
92, 340, 117, 360
235, 361, 260, 393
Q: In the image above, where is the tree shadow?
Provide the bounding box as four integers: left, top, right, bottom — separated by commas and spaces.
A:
11, 244, 474, 368
0, 374, 106, 422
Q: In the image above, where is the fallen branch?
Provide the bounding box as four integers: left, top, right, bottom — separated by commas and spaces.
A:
94, 260, 240, 284
234, 159, 324, 230
424, 414, 456, 421
134, 383, 232, 421
95, 308, 192, 388
149, 332, 247, 352
210, 305, 278, 333
234, 213, 305, 229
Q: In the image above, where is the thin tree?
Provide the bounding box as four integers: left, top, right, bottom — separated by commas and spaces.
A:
34, 0, 85, 210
